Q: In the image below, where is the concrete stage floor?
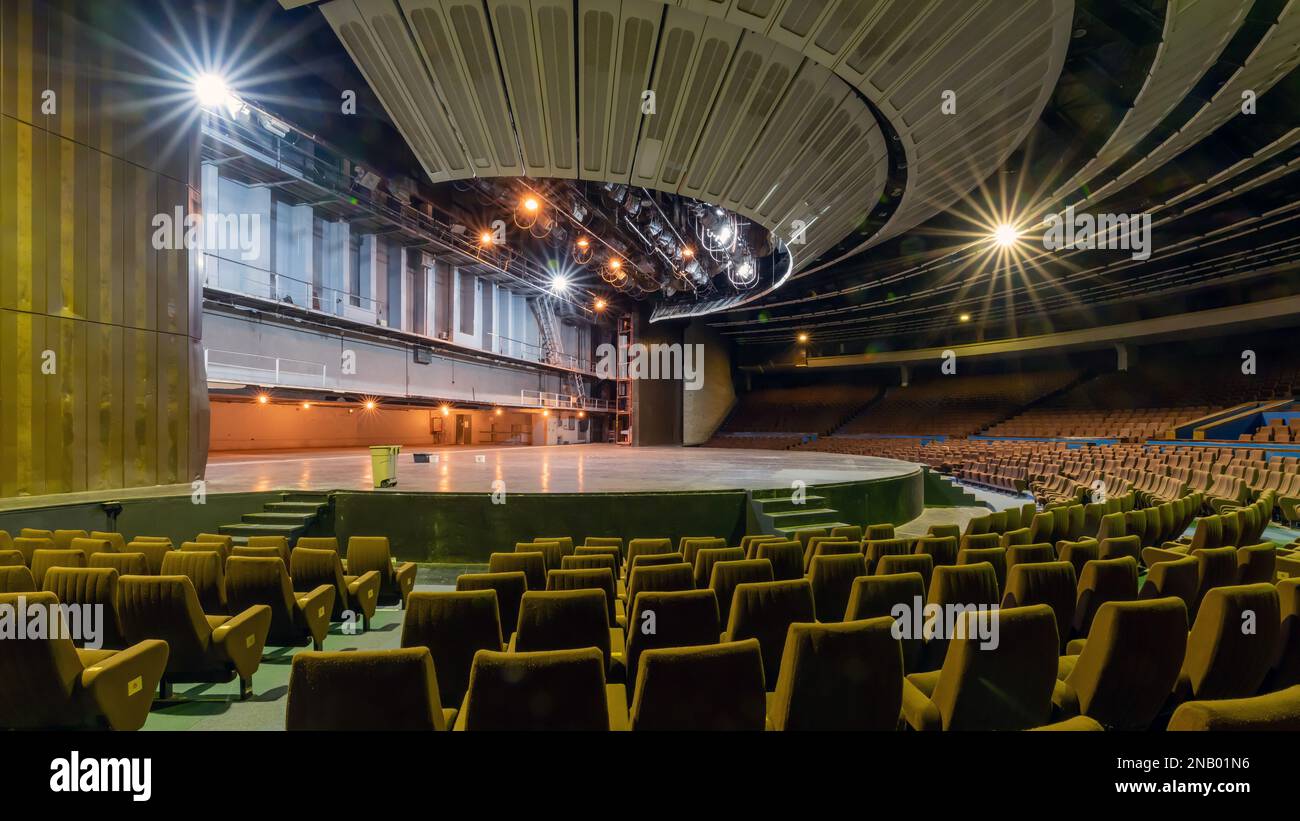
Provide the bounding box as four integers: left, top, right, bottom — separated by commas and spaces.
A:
205, 444, 921, 494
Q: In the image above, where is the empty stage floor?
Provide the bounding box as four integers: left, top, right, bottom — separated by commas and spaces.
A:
204, 444, 920, 494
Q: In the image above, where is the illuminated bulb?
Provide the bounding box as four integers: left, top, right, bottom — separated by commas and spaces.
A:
578, 411, 586, 419
523, 197, 540, 213
550, 274, 571, 293
682, 247, 694, 259
594, 298, 607, 312
301, 402, 312, 410
479, 232, 493, 246
577, 237, 590, 249
959, 313, 972, 323
194, 73, 230, 109
993, 224, 1019, 247
256, 394, 270, 405
797, 333, 809, 343
543, 409, 550, 418
441, 405, 451, 416
364, 400, 377, 411
609, 258, 622, 270
495, 408, 503, 416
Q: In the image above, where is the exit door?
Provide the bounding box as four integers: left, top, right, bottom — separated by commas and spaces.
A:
455, 414, 472, 445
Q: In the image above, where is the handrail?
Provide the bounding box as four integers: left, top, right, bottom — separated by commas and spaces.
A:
520, 390, 613, 412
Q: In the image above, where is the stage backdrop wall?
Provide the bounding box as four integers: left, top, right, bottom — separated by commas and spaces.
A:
682, 318, 736, 445
0, 0, 208, 498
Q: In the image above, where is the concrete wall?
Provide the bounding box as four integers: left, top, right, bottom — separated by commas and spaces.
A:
0, 0, 207, 498
632, 316, 684, 446
683, 317, 736, 445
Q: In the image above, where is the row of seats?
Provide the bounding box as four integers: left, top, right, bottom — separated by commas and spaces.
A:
0, 531, 415, 728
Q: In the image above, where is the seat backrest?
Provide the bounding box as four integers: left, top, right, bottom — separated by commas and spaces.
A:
128, 541, 172, 574
516, 540, 563, 572
195, 533, 234, 550
1074, 556, 1138, 636
931, 604, 1059, 731
68, 537, 110, 561
225, 556, 296, 629
830, 525, 863, 542
1268, 578, 1300, 691
573, 546, 621, 570
546, 568, 618, 624
876, 553, 933, 591
626, 562, 694, 616
1235, 543, 1275, 585
927, 562, 1000, 609
462, 648, 610, 730
1140, 556, 1198, 616
286, 648, 446, 731
455, 572, 527, 637
53, 530, 89, 550
533, 537, 575, 556
1188, 516, 1222, 551
1056, 538, 1099, 580
1168, 685, 1300, 731
1000, 528, 1032, 548
959, 532, 1001, 551
487, 551, 546, 592
0, 565, 37, 593
692, 547, 745, 589
625, 589, 720, 686
1098, 535, 1140, 563
963, 515, 991, 536
295, 537, 339, 552
20, 528, 55, 540
725, 579, 815, 686
1066, 597, 1187, 730
769, 618, 903, 731
1182, 583, 1280, 700
560, 553, 618, 576
161, 549, 227, 614
630, 639, 766, 731
865, 524, 896, 541
30, 549, 87, 588
862, 538, 910, 573
11, 536, 50, 566
180, 540, 228, 563
756, 540, 804, 581
808, 554, 867, 623
913, 535, 958, 567
1002, 561, 1076, 649
956, 547, 1006, 594
40, 566, 123, 648
232, 546, 282, 561
514, 590, 611, 667
1005, 543, 1055, 578
1219, 511, 1241, 548
290, 547, 348, 604
347, 536, 397, 585
583, 536, 623, 552
926, 524, 961, 540
795, 529, 828, 549
1192, 546, 1240, 607
626, 538, 672, 568
117, 575, 213, 669
680, 537, 727, 570
0, 591, 85, 728
740, 535, 782, 559
709, 559, 775, 628
628, 552, 686, 573
245, 536, 291, 567
401, 591, 502, 707
87, 551, 147, 576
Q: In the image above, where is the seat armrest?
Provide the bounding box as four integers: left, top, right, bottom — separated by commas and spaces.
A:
1065, 637, 1087, 655
345, 570, 381, 618
212, 604, 272, 679
294, 584, 336, 646
1051, 678, 1080, 719
506, 633, 518, 653
901, 679, 942, 731
79, 639, 170, 731
452, 693, 470, 731
606, 684, 629, 731
394, 561, 417, 598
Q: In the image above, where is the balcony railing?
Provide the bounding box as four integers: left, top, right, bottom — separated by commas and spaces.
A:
204, 348, 329, 390
520, 390, 613, 412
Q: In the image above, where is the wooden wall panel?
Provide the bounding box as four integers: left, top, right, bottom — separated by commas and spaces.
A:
0, 1, 206, 499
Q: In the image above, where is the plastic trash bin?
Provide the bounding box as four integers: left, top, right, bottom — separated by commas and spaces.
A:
370, 445, 401, 488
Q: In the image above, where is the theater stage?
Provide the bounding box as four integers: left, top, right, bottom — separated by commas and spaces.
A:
205, 444, 922, 495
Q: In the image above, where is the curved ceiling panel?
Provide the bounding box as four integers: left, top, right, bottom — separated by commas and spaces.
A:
1046, 0, 1251, 207
317, 0, 888, 276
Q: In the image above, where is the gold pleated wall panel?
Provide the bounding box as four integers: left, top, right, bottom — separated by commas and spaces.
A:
0, 0, 203, 498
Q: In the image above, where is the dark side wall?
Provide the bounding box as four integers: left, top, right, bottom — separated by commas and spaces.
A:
632, 314, 683, 446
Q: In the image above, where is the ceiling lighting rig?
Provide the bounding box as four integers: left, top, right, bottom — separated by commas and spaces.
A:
453, 177, 786, 307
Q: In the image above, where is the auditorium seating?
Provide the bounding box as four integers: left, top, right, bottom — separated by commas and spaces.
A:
629, 640, 765, 731
1168, 685, 1300, 731
226, 556, 335, 651
457, 648, 627, 731
0, 592, 169, 731
347, 537, 417, 607
400, 591, 503, 711
767, 619, 904, 731
290, 547, 380, 631
286, 648, 453, 731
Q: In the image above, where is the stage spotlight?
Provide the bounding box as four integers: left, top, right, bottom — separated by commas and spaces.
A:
364, 400, 377, 411
574, 236, 593, 265
993, 224, 1019, 247
478, 231, 493, 247
594, 297, 607, 312
682, 246, 694, 259
797, 332, 809, 343
516, 196, 541, 230
194, 72, 231, 109
550, 273, 571, 294
256, 393, 270, 405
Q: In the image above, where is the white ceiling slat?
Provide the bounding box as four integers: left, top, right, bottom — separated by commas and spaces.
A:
487, 0, 553, 176
577, 0, 620, 179
399, 0, 509, 176
629, 5, 710, 187
532, 0, 578, 178
601, 0, 663, 183
440, 0, 525, 174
